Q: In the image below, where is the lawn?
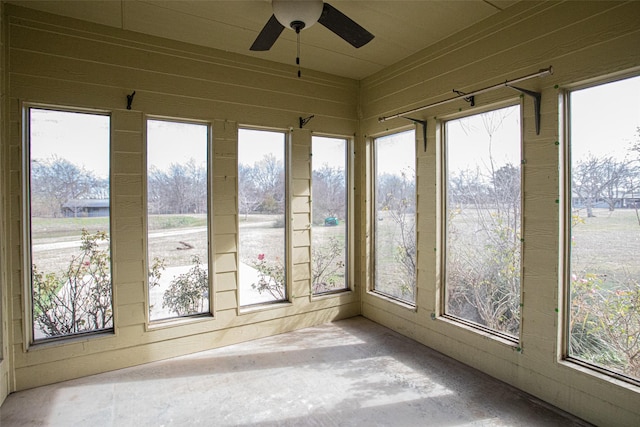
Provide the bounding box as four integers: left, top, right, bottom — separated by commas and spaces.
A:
447, 205, 640, 287
31, 216, 109, 240
570, 208, 640, 284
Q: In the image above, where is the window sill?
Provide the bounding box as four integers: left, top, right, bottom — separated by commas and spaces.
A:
559, 358, 640, 390
366, 290, 417, 312
28, 329, 115, 352
238, 300, 293, 315
438, 314, 520, 348
146, 313, 214, 332
311, 289, 354, 301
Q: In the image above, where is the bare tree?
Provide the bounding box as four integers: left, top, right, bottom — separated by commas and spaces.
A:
312, 164, 346, 224
238, 154, 285, 215
31, 156, 102, 217
238, 163, 262, 220
572, 155, 637, 217
147, 159, 207, 214
252, 154, 285, 213
377, 168, 416, 300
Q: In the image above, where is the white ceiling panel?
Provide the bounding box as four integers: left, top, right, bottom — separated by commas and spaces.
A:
8, 0, 519, 80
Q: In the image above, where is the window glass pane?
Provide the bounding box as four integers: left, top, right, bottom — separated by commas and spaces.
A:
312, 136, 347, 293
445, 105, 521, 337
147, 120, 210, 321
29, 108, 112, 340
238, 129, 286, 305
568, 75, 640, 381
374, 130, 416, 303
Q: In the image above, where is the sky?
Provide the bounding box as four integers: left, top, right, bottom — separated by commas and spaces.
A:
375, 129, 415, 175
30, 109, 110, 178
570, 75, 640, 161
446, 104, 521, 174
312, 136, 347, 170
147, 119, 208, 170
238, 128, 285, 165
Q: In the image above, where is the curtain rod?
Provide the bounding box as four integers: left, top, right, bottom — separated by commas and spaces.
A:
378, 66, 553, 123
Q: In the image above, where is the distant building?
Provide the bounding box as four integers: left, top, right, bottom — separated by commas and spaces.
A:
62, 199, 110, 217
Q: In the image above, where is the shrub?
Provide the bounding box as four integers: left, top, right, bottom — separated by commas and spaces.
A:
32, 229, 112, 337
162, 255, 209, 316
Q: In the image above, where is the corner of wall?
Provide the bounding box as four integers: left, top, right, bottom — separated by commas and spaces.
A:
0, 0, 12, 407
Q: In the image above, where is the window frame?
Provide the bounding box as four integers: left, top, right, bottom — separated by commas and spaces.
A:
237, 126, 291, 310
370, 126, 418, 307
561, 73, 640, 387
440, 100, 524, 343
23, 104, 114, 346
310, 134, 353, 296
144, 116, 214, 326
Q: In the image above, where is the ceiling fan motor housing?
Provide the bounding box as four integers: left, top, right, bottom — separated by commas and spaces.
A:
273, 0, 324, 30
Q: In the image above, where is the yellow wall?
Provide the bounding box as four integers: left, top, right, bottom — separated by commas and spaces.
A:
1, 2, 639, 426
1, 3, 360, 395
0, 0, 9, 405
359, 1, 640, 426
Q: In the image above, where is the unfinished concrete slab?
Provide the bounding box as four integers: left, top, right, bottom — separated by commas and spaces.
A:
0, 317, 590, 426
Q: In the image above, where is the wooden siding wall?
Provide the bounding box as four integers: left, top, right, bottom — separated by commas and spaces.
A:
359, 1, 640, 426
0, 0, 9, 406
1, 3, 360, 394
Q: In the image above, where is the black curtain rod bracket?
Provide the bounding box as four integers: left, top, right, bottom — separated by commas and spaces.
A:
452, 90, 475, 107
405, 117, 428, 152
299, 115, 314, 129
507, 84, 542, 135
126, 91, 136, 110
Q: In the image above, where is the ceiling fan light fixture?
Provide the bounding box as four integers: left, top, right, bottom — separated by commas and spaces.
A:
273, 0, 323, 30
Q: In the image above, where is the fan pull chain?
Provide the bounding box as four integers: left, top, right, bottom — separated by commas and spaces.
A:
296, 29, 301, 78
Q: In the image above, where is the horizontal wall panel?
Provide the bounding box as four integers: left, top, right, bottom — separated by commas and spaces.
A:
291, 196, 310, 214
112, 131, 143, 154
292, 247, 310, 265
292, 178, 310, 197
113, 175, 142, 196
215, 272, 236, 292
214, 234, 237, 255
112, 260, 145, 284
215, 253, 237, 274
292, 213, 310, 231
292, 230, 310, 248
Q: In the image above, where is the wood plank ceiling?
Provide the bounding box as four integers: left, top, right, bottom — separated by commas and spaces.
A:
7, 1, 519, 80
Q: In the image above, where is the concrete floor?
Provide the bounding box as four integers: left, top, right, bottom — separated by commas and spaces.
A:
1, 316, 590, 426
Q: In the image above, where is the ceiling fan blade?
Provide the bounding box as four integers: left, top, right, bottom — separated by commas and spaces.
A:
318, 3, 374, 48
250, 14, 285, 51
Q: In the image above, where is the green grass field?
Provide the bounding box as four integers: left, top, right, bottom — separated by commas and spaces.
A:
31, 217, 109, 240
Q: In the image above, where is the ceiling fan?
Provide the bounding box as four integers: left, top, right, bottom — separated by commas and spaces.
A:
250, 0, 375, 51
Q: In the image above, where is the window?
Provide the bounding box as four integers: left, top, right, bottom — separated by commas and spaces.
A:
311, 136, 348, 294
566, 75, 640, 382
27, 108, 112, 341
146, 119, 210, 321
238, 129, 287, 306
444, 105, 522, 338
373, 130, 416, 304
